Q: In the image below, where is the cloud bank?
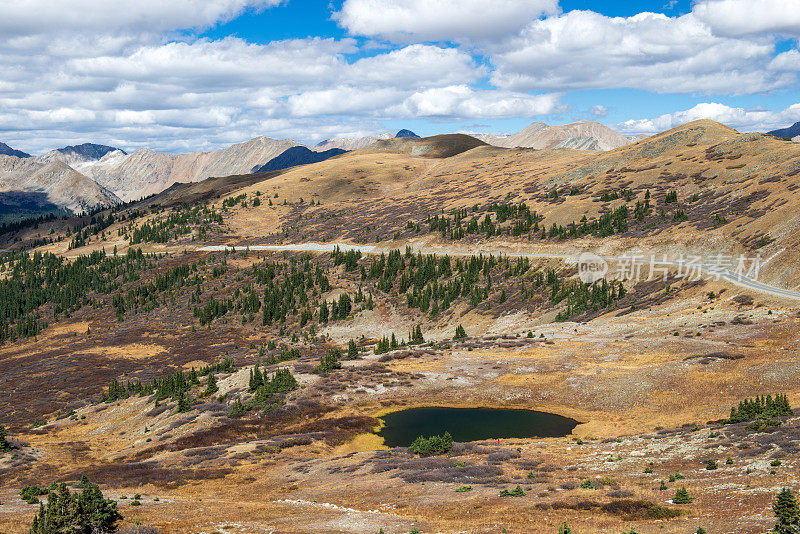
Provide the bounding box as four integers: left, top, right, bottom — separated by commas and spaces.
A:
0, 0, 798, 153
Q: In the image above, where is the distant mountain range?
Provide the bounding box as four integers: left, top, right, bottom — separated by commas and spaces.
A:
313, 133, 394, 152
37, 143, 126, 167
473, 120, 635, 151
0, 141, 31, 159
0, 123, 640, 220
767, 122, 800, 141
0, 155, 119, 220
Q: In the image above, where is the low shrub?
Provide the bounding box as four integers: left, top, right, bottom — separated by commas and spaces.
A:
499, 485, 526, 497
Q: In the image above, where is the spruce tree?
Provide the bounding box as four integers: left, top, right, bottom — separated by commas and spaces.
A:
673, 486, 692, 504
347, 339, 359, 360
558, 522, 572, 534
176, 389, 191, 413
28, 479, 122, 533
0, 425, 9, 452
249, 362, 264, 392
772, 487, 800, 533
203, 373, 219, 396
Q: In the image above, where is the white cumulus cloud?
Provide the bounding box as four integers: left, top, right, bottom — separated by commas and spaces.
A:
335, 0, 559, 43
488, 10, 794, 94
0, 0, 283, 37
617, 102, 800, 134
692, 0, 800, 37
393, 86, 563, 119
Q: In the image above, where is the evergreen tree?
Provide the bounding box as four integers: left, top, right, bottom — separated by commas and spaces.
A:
673, 486, 692, 504
28, 479, 122, 534
0, 425, 9, 452
558, 522, 572, 534
410, 324, 424, 345
454, 325, 466, 340
203, 373, 219, 396
317, 348, 342, 374
347, 339, 359, 360
772, 488, 800, 533
176, 390, 191, 413
249, 362, 264, 392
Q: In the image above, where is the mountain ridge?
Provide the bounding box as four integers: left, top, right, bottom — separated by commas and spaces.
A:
0, 141, 32, 159
255, 146, 348, 173
0, 155, 120, 216
474, 120, 634, 151
768, 121, 800, 140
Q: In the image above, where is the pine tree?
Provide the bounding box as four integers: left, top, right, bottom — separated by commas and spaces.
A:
772, 487, 800, 533
410, 324, 424, 345
27, 479, 122, 533
347, 339, 359, 360
203, 373, 219, 396
249, 362, 264, 392
0, 425, 9, 452
673, 486, 692, 504
558, 522, 572, 534
176, 390, 191, 413
454, 324, 466, 340
317, 348, 342, 374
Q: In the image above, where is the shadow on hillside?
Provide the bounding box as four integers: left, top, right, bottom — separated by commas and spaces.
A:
0, 190, 68, 224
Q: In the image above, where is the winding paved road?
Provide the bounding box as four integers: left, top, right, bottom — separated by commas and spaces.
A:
197, 242, 800, 301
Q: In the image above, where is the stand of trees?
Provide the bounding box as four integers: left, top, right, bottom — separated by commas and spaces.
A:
130, 204, 223, 244
726, 394, 793, 424
0, 248, 157, 343
409, 432, 453, 456
28, 476, 122, 534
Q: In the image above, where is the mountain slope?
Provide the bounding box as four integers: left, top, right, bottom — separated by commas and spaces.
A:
0, 155, 120, 216
477, 120, 633, 151
360, 133, 488, 158
79, 136, 299, 201
37, 143, 125, 167
395, 129, 420, 138
0, 141, 31, 158
768, 121, 800, 140
313, 133, 393, 152
255, 146, 347, 173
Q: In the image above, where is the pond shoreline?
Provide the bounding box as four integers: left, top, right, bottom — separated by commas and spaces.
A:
376, 406, 581, 448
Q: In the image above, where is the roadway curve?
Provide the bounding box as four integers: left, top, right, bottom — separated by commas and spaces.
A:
197, 242, 800, 301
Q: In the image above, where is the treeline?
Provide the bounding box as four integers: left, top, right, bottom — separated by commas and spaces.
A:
0, 211, 68, 237
553, 275, 626, 321
403, 191, 693, 244
114, 261, 199, 320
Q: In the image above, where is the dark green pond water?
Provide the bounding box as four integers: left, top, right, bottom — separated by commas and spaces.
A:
377, 407, 580, 447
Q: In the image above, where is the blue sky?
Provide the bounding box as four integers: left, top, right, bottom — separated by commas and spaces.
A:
1, 0, 799, 153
